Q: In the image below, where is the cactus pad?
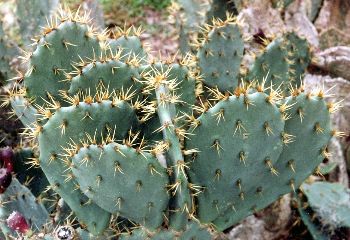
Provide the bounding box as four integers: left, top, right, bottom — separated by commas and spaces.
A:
212, 92, 332, 230
68, 58, 143, 99
197, 19, 244, 92
71, 143, 169, 229
38, 100, 139, 234
0, 178, 49, 236
284, 33, 311, 87
24, 20, 101, 106
186, 92, 285, 224
247, 38, 289, 92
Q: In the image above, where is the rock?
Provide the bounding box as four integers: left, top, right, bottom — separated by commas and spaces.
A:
315, 0, 350, 49
237, 5, 285, 40
314, 46, 350, 80
285, 10, 319, 47
327, 139, 349, 187
228, 195, 291, 240
315, 0, 350, 32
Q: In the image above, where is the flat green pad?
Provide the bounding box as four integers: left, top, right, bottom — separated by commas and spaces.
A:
69, 59, 143, 99
177, 0, 206, 53
24, 20, 101, 106
10, 95, 38, 129
141, 62, 196, 142
296, 196, 327, 240
197, 22, 244, 92
108, 35, 148, 63
72, 143, 169, 229
247, 38, 289, 91
38, 100, 138, 234
206, 0, 236, 23
213, 93, 332, 230
142, 62, 196, 114
169, 63, 196, 116
303, 182, 350, 228
179, 221, 212, 240
0, 178, 49, 235
284, 33, 311, 87
14, 147, 49, 197
186, 92, 285, 223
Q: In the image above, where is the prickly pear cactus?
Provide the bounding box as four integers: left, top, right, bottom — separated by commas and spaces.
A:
195, 16, 244, 92
206, 0, 238, 23
303, 182, 350, 229
0, 178, 49, 238
13, 147, 49, 197
169, 0, 239, 54
8, 8, 339, 238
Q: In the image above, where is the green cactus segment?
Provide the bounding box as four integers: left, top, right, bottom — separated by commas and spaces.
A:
175, 65, 196, 115
302, 182, 350, 228
108, 35, 148, 63
296, 196, 327, 240
71, 143, 169, 229
271, 0, 294, 9
272, 93, 331, 188
142, 62, 196, 114
212, 93, 332, 230
186, 92, 285, 224
197, 22, 244, 92
69, 59, 143, 99
319, 162, 337, 175
38, 100, 139, 234
179, 27, 191, 55
141, 62, 196, 141
206, 0, 238, 23
14, 147, 49, 197
177, 0, 206, 53
178, 0, 206, 29
24, 20, 101, 106
247, 38, 289, 91
284, 33, 311, 87
156, 85, 192, 230
10, 95, 38, 129
179, 221, 212, 240
0, 178, 49, 235
141, 116, 163, 143
120, 221, 211, 240
206, 0, 229, 23
164, 63, 196, 116
16, 0, 59, 46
